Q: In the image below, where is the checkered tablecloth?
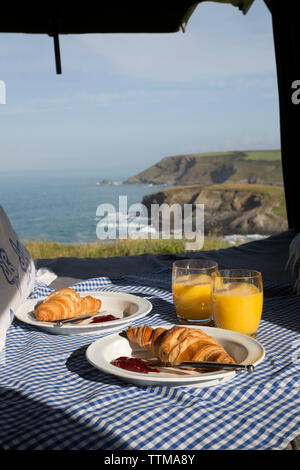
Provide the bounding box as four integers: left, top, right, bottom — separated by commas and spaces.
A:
0, 276, 299, 450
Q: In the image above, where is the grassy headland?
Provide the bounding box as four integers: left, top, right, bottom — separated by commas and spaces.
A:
125, 150, 282, 186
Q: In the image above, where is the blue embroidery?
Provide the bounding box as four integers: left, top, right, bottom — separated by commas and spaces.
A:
9, 238, 30, 272
0, 248, 20, 287
9, 238, 32, 286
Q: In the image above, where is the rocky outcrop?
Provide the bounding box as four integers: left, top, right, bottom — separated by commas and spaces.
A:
125, 150, 283, 186
141, 184, 288, 235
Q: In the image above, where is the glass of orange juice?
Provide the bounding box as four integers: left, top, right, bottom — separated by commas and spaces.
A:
212, 269, 263, 337
172, 259, 218, 325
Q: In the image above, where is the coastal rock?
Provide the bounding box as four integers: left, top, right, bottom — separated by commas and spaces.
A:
125, 150, 283, 186
141, 184, 288, 236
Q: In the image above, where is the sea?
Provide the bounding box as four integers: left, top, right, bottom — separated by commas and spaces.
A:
0, 169, 170, 243
0, 169, 267, 245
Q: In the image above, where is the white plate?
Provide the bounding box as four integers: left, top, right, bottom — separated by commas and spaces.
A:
86, 324, 265, 387
15, 291, 152, 335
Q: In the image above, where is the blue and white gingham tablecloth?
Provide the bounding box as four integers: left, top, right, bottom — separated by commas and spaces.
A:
0, 276, 299, 450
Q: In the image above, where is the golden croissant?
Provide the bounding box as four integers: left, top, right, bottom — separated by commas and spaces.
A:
126, 325, 235, 366
35, 288, 101, 322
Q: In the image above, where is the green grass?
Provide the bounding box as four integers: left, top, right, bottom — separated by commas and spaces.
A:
186, 150, 281, 160
205, 182, 283, 194
243, 150, 281, 161
186, 151, 235, 158
187, 150, 281, 160
25, 234, 237, 260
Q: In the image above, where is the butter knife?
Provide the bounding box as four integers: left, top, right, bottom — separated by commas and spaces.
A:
55, 314, 93, 327
177, 361, 254, 373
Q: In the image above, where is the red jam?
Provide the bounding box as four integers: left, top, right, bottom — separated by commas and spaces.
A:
110, 356, 160, 374
91, 314, 118, 323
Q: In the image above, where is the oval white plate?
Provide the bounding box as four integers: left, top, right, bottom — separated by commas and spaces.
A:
86, 324, 265, 387
15, 291, 152, 335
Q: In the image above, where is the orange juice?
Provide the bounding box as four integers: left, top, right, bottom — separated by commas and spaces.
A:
212, 282, 263, 336
172, 273, 212, 321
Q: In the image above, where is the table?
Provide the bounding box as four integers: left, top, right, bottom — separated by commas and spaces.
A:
0, 230, 299, 450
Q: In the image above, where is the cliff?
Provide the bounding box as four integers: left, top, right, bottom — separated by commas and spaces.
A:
125, 150, 283, 186
141, 183, 288, 235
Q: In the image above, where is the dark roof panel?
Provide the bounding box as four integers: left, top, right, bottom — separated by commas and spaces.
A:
0, 2, 199, 34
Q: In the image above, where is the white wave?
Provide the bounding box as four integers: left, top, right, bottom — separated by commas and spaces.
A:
224, 234, 267, 245
137, 225, 157, 233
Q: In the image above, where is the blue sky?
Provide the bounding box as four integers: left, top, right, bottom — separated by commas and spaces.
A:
0, 0, 280, 176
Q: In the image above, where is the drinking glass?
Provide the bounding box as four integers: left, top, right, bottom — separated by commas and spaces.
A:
212, 269, 263, 337
172, 259, 218, 325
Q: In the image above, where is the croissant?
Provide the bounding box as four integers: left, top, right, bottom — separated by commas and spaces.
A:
35, 288, 101, 322
126, 325, 235, 366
